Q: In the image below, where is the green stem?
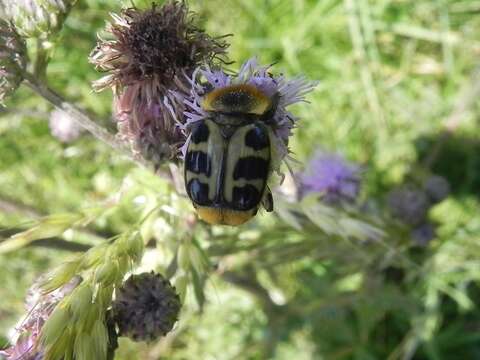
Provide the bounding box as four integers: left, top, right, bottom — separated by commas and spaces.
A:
34, 39, 49, 82
23, 72, 149, 167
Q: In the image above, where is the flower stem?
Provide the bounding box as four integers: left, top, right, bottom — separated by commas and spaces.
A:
34, 39, 49, 82
22, 72, 149, 167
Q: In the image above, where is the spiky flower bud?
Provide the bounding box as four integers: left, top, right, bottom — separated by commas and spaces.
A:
3, 0, 77, 38
112, 272, 181, 342
387, 186, 430, 226
0, 19, 27, 103
90, 1, 229, 164
424, 175, 450, 204
49, 108, 83, 142
299, 151, 361, 204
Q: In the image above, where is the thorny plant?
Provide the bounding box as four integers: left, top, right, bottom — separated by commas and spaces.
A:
0, 1, 469, 359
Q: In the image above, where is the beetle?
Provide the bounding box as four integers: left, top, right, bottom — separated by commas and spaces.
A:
184, 83, 275, 225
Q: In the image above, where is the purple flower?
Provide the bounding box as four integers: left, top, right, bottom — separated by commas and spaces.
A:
114, 86, 185, 162
0, 277, 81, 360
48, 109, 83, 143
299, 151, 361, 204
183, 57, 318, 171
89, 2, 229, 164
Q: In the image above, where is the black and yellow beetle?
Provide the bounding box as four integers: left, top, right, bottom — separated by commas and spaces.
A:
184, 83, 275, 225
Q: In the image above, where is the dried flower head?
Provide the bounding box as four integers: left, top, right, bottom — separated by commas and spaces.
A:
112, 272, 181, 342
0, 276, 81, 360
387, 186, 430, 226
0, 19, 27, 103
184, 57, 317, 173
90, 1, 229, 163
49, 108, 83, 143
299, 151, 361, 204
2, 0, 77, 38
424, 175, 450, 204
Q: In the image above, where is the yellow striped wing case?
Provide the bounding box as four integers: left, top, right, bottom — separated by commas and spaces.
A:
184, 119, 272, 225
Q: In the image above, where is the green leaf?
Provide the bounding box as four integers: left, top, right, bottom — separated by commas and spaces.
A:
191, 267, 206, 311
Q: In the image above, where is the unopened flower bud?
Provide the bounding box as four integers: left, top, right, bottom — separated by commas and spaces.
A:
112, 272, 181, 341
4, 0, 77, 38
0, 19, 26, 103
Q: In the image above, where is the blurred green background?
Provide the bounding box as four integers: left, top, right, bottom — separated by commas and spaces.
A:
1, 0, 480, 359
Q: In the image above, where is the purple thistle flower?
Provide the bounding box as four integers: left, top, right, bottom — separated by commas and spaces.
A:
299, 151, 362, 204
89, 2, 229, 164
183, 57, 317, 171
0, 276, 81, 360
48, 108, 83, 143
113, 85, 186, 162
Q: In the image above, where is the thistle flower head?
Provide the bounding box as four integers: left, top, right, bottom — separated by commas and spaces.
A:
113, 84, 186, 162
48, 108, 83, 143
112, 272, 181, 342
183, 57, 318, 172
299, 151, 361, 204
3, 0, 77, 38
0, 276, 81, 360
424, 175, 450, 204
90, 2, 227, 92
90, 1, 229, 164
411, 222, 436, 247
0, 19, 27, 103
387, 186, 430, 226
